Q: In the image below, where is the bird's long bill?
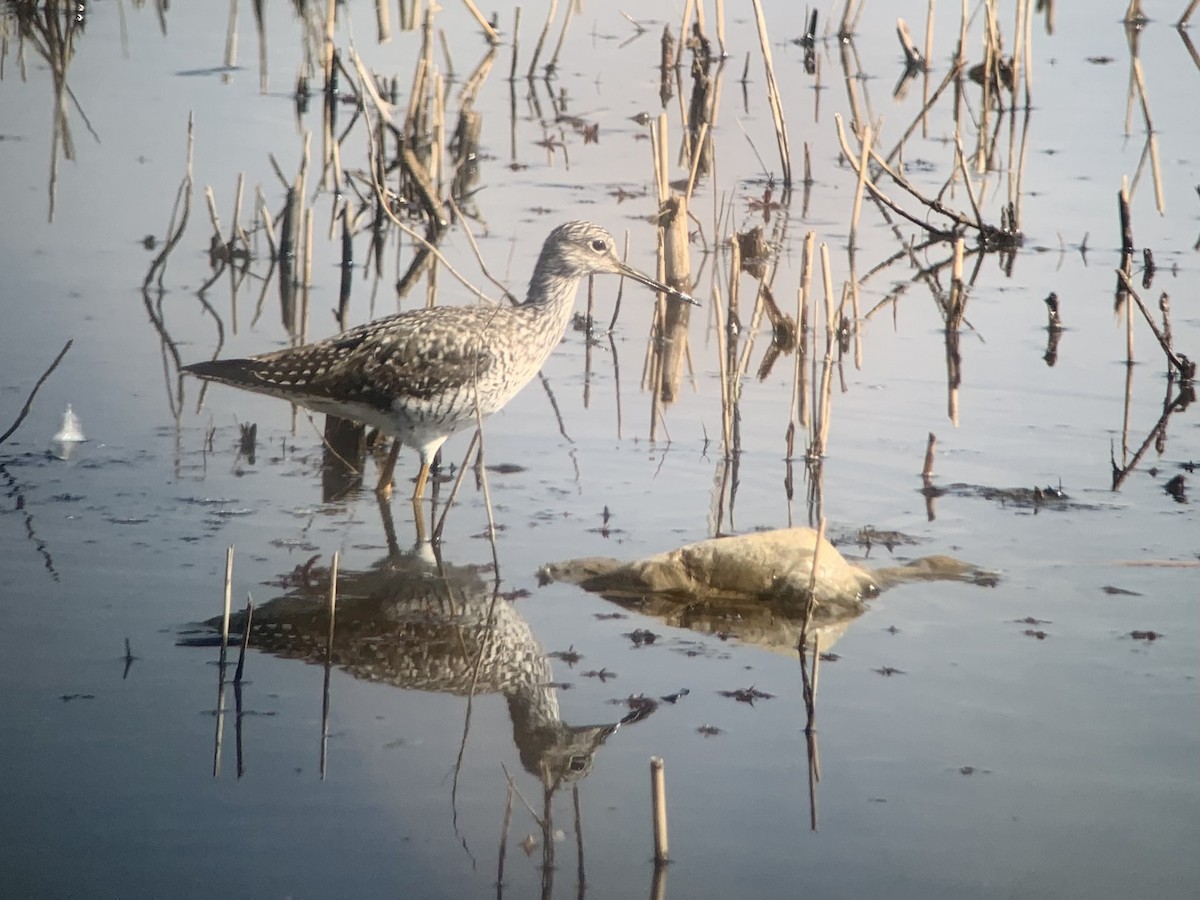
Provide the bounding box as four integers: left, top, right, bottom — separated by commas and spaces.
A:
617, 262, 700, 306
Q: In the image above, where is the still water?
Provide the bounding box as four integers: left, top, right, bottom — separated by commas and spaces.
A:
1, 2, 1197, 898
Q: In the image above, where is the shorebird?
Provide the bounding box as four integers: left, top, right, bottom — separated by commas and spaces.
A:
184, 221, 696, 500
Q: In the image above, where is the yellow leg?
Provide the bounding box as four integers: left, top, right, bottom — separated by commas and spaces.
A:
411, 460, 431, 502
411, 494, 428, 545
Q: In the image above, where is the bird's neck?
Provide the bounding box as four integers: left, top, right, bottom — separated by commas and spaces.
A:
523, 266, 582, 314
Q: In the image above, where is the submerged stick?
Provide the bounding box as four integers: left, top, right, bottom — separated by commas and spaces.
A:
1116, 271, 1195, 379
0, 340, 73, 446
234, 596, 253, 684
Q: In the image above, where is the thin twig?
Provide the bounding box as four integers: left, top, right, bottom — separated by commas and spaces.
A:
0, 340, 74, 446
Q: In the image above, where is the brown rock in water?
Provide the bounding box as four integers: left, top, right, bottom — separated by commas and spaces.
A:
543, 529, 876, 607
541, 528, 993, 654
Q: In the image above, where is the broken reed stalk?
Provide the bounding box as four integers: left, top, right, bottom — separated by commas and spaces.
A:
432, 73, 446, 199
432, 429, 481, 543
848, 123, 872, 248
299, 206, 314, 344
953, 131, 985, 234
545, 0, 576, 73
1010, 0, 1024, 109
796, 232, 815, 429
497, 781, 514, 888
1115, 270, 1195, 379
231, 172, 245, 248
1125, 56, 1165, 214
204, 186, 222, 238
326, 550, 339, 652
947, 237, 965, 425
799, 517, 827, 649
0, 339, 73, 446
472, 402, 501, 563
749, 0, 792, 185
508, 7, 521, 81
684, 121, 709, 203
655, 193, 692, 404
712, 280, 733, 453
1118, 178, 1134, 265
924, 0, 936, 70
527, 0, 558, 78
460, 0, 499, 44
256, 186, 278, 258
220, 546, 234, 666
653, 113, 669, 204
375, 0, 390, 42
675, 0, 695, 69
812, 243, 836, 458
650, 757, 669, 865
233, 595, 253, 684
897, 18, 923, 69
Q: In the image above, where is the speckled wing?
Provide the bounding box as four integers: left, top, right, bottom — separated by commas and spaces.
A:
184, 307, 500, 412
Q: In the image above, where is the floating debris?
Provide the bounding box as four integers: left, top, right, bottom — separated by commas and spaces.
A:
549, 646, 582, 666
626, 628, 659, 646
1128, 630, 1162, 642
717, 686, 774, 705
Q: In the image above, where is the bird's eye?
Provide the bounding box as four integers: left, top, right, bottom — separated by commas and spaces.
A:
590, 238, 607, 253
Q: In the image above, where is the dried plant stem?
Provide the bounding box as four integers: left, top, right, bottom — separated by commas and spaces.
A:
233, 596, 253, 684
650, 757, 669, 864
947, 237, 965, 425
749, 0, 792, 185
675, 0, 696, 69
953, 131, 985, 233
527, 0, 558, 78
798, 232, 815, 429
848, 123, 872, 248
799, 517, 827, 649
508, 7, 521, 81
834, 115, 956, 238
220, 546, 234, 666
922, 432, 937, 482
545, 0, 575, 73
712, 257, 733, 453
1115, 271, 1193, 377
685, 121, 709, 203
812, 243, 837, 457
460, 0, 499, 44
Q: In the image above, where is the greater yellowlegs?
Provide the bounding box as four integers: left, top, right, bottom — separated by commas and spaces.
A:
184, 221, 696, 499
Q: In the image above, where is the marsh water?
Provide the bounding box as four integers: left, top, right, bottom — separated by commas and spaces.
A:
1, 2, 1197, 898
